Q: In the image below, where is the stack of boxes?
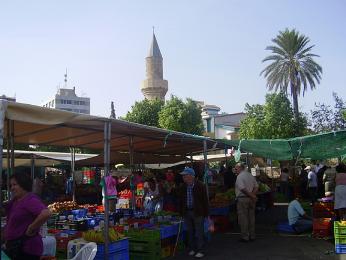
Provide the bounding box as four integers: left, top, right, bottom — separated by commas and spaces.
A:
312, 202, 335, 238
334, 221, 346, 254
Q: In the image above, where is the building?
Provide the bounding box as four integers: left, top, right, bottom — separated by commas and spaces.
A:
0, 95, 16, 102
201, 102, 245, 140
141, 33, 168, 101
42, 73, 90, 114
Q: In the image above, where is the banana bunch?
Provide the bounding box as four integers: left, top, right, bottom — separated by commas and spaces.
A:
83, 229, 124, 243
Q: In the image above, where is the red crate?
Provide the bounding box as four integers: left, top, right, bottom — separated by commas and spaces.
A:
211, 216, 231, 233
313, 218, 332, 238
313, 203, 335, 218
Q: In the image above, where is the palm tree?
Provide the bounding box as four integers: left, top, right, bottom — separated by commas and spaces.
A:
261, 29, 322, 134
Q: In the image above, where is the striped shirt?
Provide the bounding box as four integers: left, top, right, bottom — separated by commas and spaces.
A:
187, 184, 194, 209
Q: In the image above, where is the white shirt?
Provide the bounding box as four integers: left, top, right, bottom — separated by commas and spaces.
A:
308, 171, 318, 187
235, 170, 258, 198
288, 200, 305, 225
280, 172, 289, 182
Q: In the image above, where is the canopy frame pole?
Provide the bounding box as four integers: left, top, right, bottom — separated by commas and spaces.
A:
6, 120, 10, 200
203, 140, 209, 200
10, 120, 14, 194
103, 120, 111, 260
31, 155, 35, 189
0, 101, 7, 247
70, 147, 76, 202
129, 135, 135, 211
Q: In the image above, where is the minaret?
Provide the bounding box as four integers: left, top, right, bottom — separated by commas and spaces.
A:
141, 31, 168, 101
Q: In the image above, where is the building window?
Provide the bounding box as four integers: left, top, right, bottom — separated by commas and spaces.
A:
206, 118, 211, 132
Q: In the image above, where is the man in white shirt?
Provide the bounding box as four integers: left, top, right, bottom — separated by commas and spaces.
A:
234, 163, 258, 242
306, 165, 318, 203
288, 196, 312, 233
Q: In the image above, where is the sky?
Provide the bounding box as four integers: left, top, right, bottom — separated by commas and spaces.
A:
1, 0, 345, 118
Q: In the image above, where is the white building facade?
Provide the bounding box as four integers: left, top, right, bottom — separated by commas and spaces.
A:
201, 103, 245, 140
42, 87, 90, 114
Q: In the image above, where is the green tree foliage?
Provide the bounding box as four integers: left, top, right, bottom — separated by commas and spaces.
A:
158, 96, 204, 135
310, 92, 346, 133
124, 99, 164, 127
240, 93, 307, 139
261, 29, 322, 134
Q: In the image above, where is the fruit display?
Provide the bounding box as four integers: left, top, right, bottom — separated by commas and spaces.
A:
48, 201, 81, 213
210, 188, 235, 207
82, 229, 124, 243
258, 183, 271, 193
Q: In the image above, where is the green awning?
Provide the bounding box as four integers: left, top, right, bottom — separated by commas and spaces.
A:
219, 130, 346, 160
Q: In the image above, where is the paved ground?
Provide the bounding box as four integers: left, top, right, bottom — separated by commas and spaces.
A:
171, 205, 346, 260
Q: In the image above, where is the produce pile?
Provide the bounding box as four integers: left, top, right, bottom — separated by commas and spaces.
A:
258, 183, 271, 193
83, 229, 125, 243
210, 188, 235, 207
48, 201, 80, 213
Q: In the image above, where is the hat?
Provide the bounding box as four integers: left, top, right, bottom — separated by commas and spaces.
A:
180, 167, 195, 176
304, 166, 311, 171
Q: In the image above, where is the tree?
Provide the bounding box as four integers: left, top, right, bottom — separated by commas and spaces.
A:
261, 28, 322, 135
310, 92, 346, 133
240, 93, 307, 139
124, 99, 164, 127
158, 96, 204, 135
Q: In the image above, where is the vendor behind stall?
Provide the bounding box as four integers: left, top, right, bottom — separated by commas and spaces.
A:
143, 178, 162, 213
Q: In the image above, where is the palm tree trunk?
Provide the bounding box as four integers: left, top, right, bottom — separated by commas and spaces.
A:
291, 83, 300, 136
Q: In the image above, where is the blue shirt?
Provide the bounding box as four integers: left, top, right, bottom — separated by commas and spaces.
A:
186, 183, 194, 209
288, 200, 305, 225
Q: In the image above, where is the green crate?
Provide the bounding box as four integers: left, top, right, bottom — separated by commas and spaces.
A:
129, 239, 160, 253
126, 229, 161, 241
334, 221, 346, 235
335, 234, 346, 244
130, 251, 161, 260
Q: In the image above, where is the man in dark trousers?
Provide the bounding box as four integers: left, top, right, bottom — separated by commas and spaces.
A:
178, 167, 209, 258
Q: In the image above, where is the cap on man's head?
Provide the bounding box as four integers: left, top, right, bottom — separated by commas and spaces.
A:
180, 167, 195, 176
304, 166, 311, 171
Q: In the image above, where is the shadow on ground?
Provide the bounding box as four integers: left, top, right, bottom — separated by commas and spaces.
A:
171, 205, 345, 260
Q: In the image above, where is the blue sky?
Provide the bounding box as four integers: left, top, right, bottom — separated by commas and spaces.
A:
1, 0, 345, 118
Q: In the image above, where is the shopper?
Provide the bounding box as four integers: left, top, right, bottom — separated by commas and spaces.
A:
306, 165, 318, 203
178, 167, 209, 258
4, 173, 51, 260
288, 196, 312, 233
234, 162, 258, 242
334, 163, 346, 220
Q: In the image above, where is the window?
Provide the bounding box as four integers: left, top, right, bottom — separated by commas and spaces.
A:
206, 118, 211, 132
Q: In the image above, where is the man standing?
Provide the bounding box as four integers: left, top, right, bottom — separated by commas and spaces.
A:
178, 167, 209, 258
306, 165, 317, 203
234, 163, 258, 242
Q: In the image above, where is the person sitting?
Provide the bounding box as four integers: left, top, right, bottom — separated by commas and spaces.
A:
288, 196, 312, 234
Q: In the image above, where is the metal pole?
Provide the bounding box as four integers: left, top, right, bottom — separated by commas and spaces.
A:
103, 121, 111, 260
31, 155, 35, 179
129, 136, 135, 211
203, 140, 209, 200
10, 120, 14, 187
0, 100, 7, 246
71, 148, 76, 202
6, 120, 10, 200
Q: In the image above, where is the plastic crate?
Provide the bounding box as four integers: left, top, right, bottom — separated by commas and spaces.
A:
126, 229, 161, 241
313, 203, 335, 218
130, 251, 161, 260
97, 238, 129, 253
335, 235, 346, 244
210, 207, 229, 216
211, 215, 231, 233
335, 244, 346, 254
334, 221, 346, 235
160, 224, 179, 239
161, 246, 171, 258
94, 249, 129, 260
129, 239, 160, 253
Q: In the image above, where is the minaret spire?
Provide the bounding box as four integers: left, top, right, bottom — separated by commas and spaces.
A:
64, 68, 68, 87
141, 31, 168, 101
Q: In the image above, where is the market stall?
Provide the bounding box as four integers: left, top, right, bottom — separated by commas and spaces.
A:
0, 100, 227, 259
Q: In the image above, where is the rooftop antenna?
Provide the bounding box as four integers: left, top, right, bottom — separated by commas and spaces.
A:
64, 68, 68, 87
